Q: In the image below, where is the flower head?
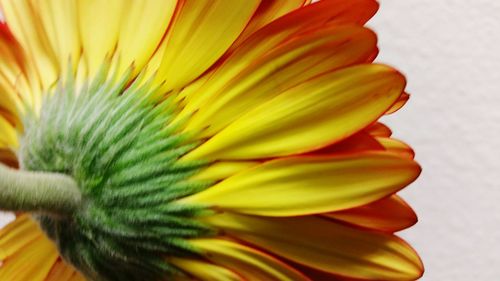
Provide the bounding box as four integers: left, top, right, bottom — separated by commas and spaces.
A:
0, 0, 423, 280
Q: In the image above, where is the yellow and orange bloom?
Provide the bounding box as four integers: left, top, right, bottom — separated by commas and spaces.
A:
0, 1, 423, 280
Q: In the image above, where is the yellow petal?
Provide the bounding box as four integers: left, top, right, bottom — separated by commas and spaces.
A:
0, 108, 19, 130
184, 152, 420, 216
0, 74, 20, 123
229, 0, 307, 50
184, 25, 378, 138
36, 0, 176, 82
377, 137, 415, 159
0, 22, 38, 113
366, 122, 392, 137
0, 216, 59, 281
0, 237, 59, 281
77, 0, 123, 76
325, 195, 418, 232
170, 258, 243, 281
0, 215, 39, 259
68, 273, 86, 281
0, 0, 58, 94
156, 0, 261, 91
0, 115, 17, 148
204, 213, 424, 281
386, 92, 410, 114
192, 238, 311, 281
35, 0, 80, 73
184, 64, 406, 161
115, 0, 177, 76
309, 132, 383, 155
190, 161, 259, 182
46, 260, 79, 281
176, 0, 379, 123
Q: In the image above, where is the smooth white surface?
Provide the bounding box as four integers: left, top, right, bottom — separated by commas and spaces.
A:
370, 1, 500, 280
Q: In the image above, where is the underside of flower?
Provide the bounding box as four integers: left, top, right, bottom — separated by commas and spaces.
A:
10, 65, 213, 281
0, 1, 424, 281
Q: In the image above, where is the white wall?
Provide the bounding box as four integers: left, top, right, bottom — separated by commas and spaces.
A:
370, 1, 500, 280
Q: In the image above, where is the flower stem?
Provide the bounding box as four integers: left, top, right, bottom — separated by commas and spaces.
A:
0, 163, 81, 215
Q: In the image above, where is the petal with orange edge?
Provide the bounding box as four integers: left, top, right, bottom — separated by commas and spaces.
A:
204, 213, 424, 281
68, 273, 86, 281
176, 0, 379, 121
0, 0, 58, 92
0, 75, 20, 123
0, 216, 59, 281
0, 149, 17, 168
192, 238, 311, 281
184, 64, 406, 161
184, 25, 379, 138
312, 132, 383, 155
0, 75, 17, 117
184, 152, 420, 217
45, 260, 80, 281
170, 258, 243, 281
156, 0, 261, 91
325, 195, 418, 232
229, 0, 308, 50
0, 22, 37, 112
0, 109, 18, 129
377, 137, 416, 159
366, 122, 393, 137
386, 92, 410, 114
290, 262, 346, 281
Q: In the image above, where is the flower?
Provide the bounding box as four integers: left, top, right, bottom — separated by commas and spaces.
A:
0, 0, 423, 280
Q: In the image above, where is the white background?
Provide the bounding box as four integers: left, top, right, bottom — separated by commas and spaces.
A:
371, 0, 500, 280
1, 1, 499, 280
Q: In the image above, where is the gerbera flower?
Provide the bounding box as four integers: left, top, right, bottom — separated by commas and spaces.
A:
0, 0, 423, 280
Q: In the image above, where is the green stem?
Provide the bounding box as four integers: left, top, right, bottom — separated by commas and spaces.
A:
0, 163, 81, 215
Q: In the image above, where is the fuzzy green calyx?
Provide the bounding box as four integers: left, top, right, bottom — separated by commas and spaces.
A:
18, 66, 213, 281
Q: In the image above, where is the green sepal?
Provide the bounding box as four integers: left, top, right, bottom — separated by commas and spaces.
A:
21, 64, 213, 281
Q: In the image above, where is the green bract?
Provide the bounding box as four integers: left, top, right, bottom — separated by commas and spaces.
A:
19, 65, 213, 281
